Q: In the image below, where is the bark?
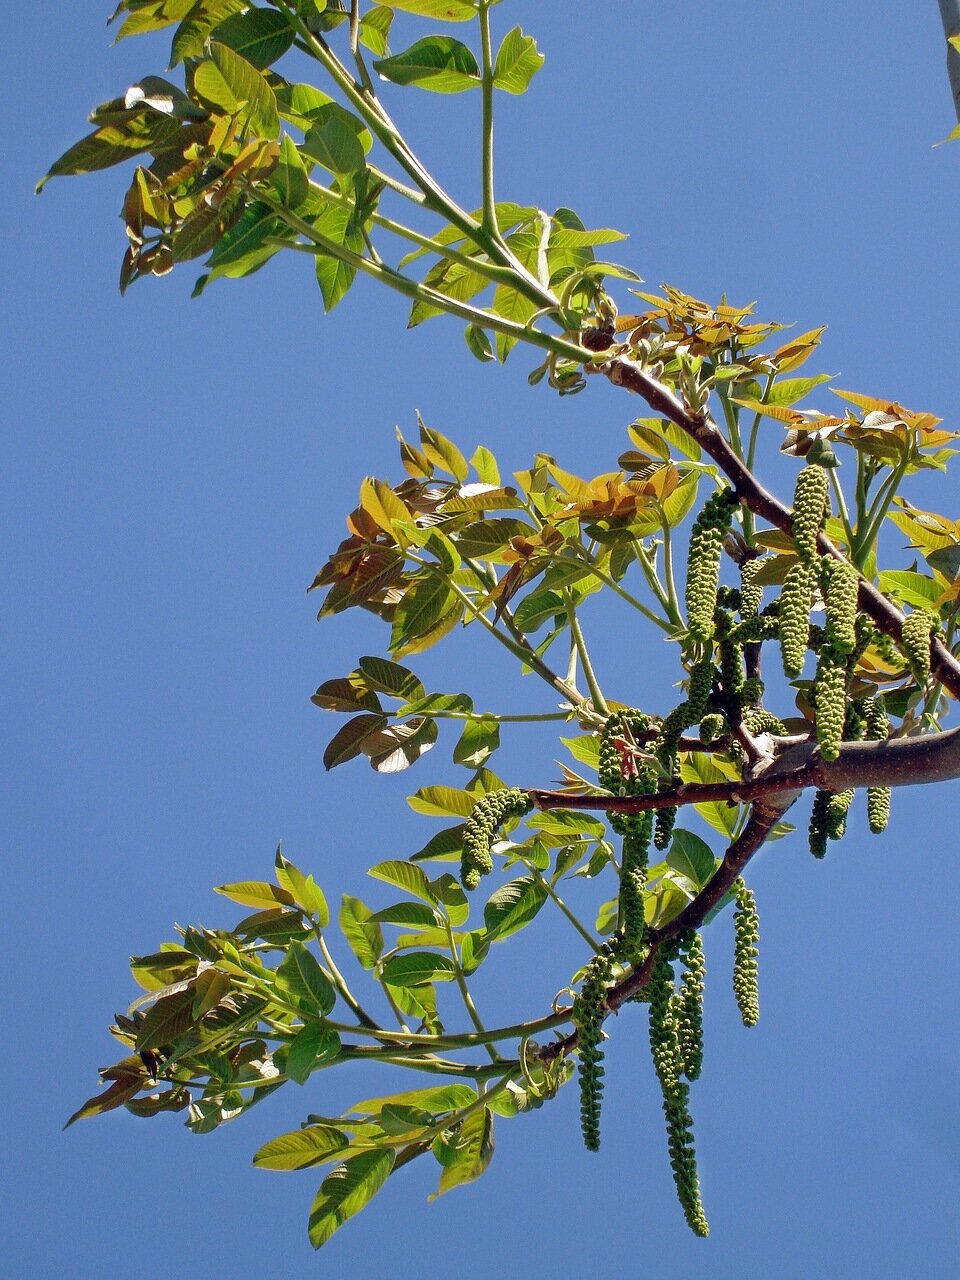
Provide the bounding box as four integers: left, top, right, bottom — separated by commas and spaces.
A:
940, 0, 960, 123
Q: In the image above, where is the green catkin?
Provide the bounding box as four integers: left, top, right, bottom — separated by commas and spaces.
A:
900, 608, 937, 684
743, 709, 788, 736
574, 946, 614, 1152
779, 559, 816, 676
825, 789, 855, 840
716, 611, 745, 703
791, 464, 829, 563
698, 712, 726, 745
732, 879, 760, 1027
654, 660, 715, 850
648, 950, 710, 1236
739, 557, 764, 620
674, 930, 706, 1081
813, 651, 847, 762
598, 711, 657, 955
821, 557, 859, 656
863, 696, 892, 834
808, 788, 831, 858
730, 613, 781, 646
460, 788, 532, 890
740, 676, 764, 708
685, 489, 739, 644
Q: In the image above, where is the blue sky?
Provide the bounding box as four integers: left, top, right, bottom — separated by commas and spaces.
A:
5, 3, 960, 1277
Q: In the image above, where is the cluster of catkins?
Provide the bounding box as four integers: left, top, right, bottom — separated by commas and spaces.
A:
459, 787, 532, 890
777, 463, 939, 853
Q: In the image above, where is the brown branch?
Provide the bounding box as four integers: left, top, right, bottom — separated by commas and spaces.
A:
588, 350, 960, 702
530, 726, 960, 817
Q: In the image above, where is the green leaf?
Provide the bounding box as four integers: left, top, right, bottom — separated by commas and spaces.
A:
493, 27, 544, 94
254, 1123, 350, 1170
679, 753, 742, 837
511, 588, 565, 633
369, 901, 441, 928
339, 896, 383, 969
409, 823, 465, 863
418, 418, 468, 482
216, 880, 296, 910
374, 36, 480, 92
876, 569, 942, 610
453, 716, 500, 768
380, 951, 456, 986
432, 1107, 494, 1198
302, 106, 368, 178
211, 7, 295, 68
275, 848, 329, 923
368, 859, 437, 904
482, 877, 547, 943
666, 829, 718, 891
194, 42, 279, 137
359, 6, 393, 56
171, 0, 247, 64
271, 134, 309, 208
408, 784, 477, 818
349, 1083, 477, 1117
135, 989, 197, 1050
454, 517, 536, 560
464, 323, 495, 362
308, 1150, 396, 1249
763, 373, 833, 407
358, 656, 425, 702
276, 941, 336, 1015
381, 0, 477, 18
203, 200, 285, 278
390, 574, 454, 651
285, 1025, 341, 1083
312, 203, 364, 312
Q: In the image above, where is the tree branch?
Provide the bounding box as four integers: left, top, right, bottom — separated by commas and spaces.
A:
530, 726, 960, 816
940, 0, 960, 122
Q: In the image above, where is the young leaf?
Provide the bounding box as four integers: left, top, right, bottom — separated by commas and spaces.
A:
216, 880, 297, 910
369, 858, 437, 903
275, 848, 330, 923
339, 896, 383, 969
493, 27, 545, 95
308, 1150, 396, 1249
431, 1107, 494, 1198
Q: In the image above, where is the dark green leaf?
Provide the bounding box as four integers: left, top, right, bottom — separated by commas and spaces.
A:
211, 7, 295, 69
285, 1025, 341, 1084
271, 134, 309, 208
194, 42, 279, 137
374, 36, 480, 93
275, 941, 336, 1014
666, 829, 718, 891
380, 951, 456, 986
358, 656, 425, 701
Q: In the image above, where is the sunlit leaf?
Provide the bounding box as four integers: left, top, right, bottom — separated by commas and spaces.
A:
339, 896, 383, 969
493, 27, 544, 94
374, 36, 480, 93
308, 1150, 396, 1249
254, 1123, 350, 1170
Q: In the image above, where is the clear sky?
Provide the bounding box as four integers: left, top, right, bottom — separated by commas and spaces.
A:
5, 3, 960, 1277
